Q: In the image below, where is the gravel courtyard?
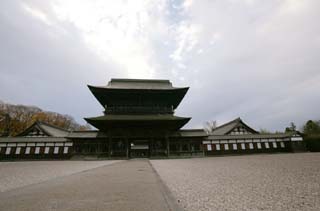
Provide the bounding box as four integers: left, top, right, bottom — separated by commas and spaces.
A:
0, 160, 121, 192
0, 153, 319, 211
151, 153, 320, 211
0, 160, 179, 211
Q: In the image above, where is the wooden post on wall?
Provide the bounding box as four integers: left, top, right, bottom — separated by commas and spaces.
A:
108, 137, 111, 158
189, 140, 192, 156
202, 139, 205, 157
126, 137, 129, 159
150, 137, 153, 157
179, 139, 182, 156
166, 136, 170, 157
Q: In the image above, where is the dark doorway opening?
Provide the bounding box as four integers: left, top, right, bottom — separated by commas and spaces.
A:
130, 140, 149, 158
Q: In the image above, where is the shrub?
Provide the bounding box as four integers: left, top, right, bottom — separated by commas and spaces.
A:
304, 135, 320, 152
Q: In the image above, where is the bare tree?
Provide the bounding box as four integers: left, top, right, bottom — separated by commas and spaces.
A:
204, 120, 217, 135
0, 101, 90, 136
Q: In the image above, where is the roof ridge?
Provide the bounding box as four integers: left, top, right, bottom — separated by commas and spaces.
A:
213, 117, 241, 131
14, 121, 49, 137
37, 121, 70, 132
71, 130, 99, 133
223, 118, 259, 135
88, 84, 189, 90
179, 129, 205, 131
111, 78, 170, 83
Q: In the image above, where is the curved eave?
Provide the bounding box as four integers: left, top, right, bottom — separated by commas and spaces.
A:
84, 115, 191, 131
87, 85, 189, 109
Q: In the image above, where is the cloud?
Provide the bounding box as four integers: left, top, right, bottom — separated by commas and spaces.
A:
166, 0, 320, 131
0, 0, 320, 131
22, 3, 53, 26
51, 0, 171, 79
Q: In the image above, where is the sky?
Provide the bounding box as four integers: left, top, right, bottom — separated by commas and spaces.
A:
0, 0, 320, 131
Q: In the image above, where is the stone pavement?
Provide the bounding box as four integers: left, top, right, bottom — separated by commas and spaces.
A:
0, 160, 181, 211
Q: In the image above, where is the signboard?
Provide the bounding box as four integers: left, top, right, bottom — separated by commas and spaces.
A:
131, 145, 149, 150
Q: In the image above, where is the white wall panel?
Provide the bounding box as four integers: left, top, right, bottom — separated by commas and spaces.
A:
44, 147, 50, 154
224, 144, 229, 150
15, 147, 21, 154
54, 147, 59, 154
216, 144, 220, 150
25, 147, 31, 154
233, 143, 237, 150
63, 147, 69, 154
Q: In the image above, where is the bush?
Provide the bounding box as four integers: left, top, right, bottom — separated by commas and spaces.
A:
304, 135, 320, 152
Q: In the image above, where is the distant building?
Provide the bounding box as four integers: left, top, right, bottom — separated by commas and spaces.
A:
0, 79, 305, 160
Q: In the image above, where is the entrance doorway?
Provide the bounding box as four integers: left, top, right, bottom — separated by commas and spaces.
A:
130, 140, 149, 158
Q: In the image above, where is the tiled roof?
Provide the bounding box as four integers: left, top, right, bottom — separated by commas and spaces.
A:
96, 78, 187, 90
0, 137, 68, 143
208, 133, 293, 140
85, 114, 191, 121
67, 130, 100, 138
210, 118, 258, 135
16, 121, 70, 137
37, 122, 69, 137
171, 129, 208, 137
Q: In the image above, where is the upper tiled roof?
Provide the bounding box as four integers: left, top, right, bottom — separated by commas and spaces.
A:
90, 78, 188, 90
106, 78, 176, 89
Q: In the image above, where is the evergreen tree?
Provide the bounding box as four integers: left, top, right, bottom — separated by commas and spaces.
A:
303, 120, 320, 135
285, 122, 296, 133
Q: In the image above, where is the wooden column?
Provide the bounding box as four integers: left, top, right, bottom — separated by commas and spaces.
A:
150, 137, 153, 157
126, 137, 129, 159
189, 140, 192, 156
179, 139, 182, 156
202, 139, 205, 157
97, 141, 101, 155
108, 137, 112, 158
166, 136, 170, 157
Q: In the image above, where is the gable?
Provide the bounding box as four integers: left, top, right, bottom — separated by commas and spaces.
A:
16, 121, 69, 137
17, 123, 50, 137
211, 118, 259, 135
22, 126, 49, 137
227, 124, 254, 135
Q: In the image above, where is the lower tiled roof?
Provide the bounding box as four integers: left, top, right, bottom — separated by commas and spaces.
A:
208, 133, 293, 140
0, 137, 68, 143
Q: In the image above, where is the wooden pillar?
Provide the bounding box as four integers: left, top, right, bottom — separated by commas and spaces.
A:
150, 137, 153, 157
126, 137, 129, 159
179, 139, 182, 156
166, 136, 170, 157
97, 141, 101, 155
108, 137, 111, 158
202, 139, 205, 157
189, 140, 192, 156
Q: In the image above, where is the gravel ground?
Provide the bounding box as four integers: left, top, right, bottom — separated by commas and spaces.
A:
0, 160, 122, 192
151, 153, 320, 211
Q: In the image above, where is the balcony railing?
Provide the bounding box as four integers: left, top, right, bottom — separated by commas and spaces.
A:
105, 106, 174, 114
